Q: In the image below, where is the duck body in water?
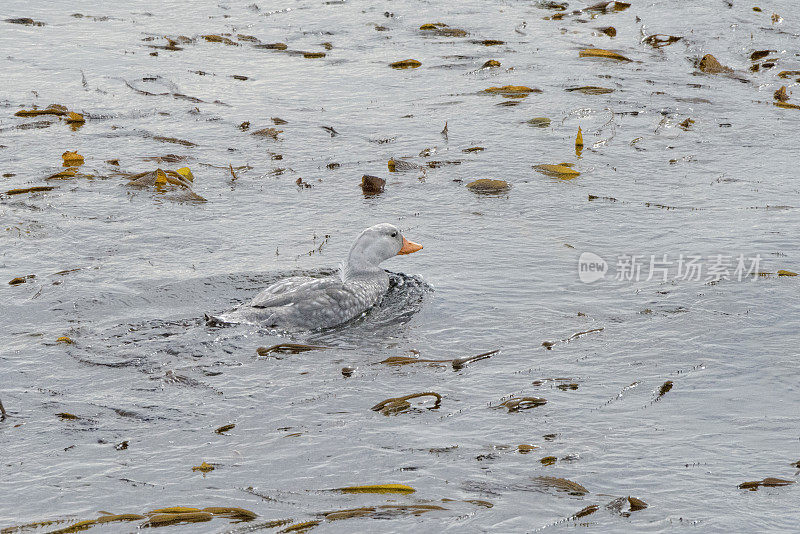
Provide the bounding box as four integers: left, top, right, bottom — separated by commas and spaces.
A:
206, 223, 423, 330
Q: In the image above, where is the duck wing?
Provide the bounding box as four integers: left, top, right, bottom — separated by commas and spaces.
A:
250, 275, 388, 329
248, 276, 316, 307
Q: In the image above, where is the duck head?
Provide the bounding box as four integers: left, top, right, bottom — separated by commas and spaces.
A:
342, 223, 422, 278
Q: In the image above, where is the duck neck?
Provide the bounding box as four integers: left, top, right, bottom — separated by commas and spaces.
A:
340, 248, 384, 282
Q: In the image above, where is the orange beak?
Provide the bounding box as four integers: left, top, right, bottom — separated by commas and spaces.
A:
397, 236, 423, 255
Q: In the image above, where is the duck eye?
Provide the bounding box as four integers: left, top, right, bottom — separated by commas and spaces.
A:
390, 232, 397, 237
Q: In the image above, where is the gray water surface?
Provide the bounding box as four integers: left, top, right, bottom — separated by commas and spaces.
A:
1, 0, 799, 532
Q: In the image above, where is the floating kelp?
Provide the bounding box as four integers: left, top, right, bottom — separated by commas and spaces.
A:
526, 117, 551, 127
533, 164, 580, 179
483, 85, 541, 97
66, 112, 85, 124
774, 101, 800, 110
537, 0, 568, 9
598, 26, 616, 37
2, 506, 257, 532
175, 167, 193, 182
361, 175, 385, 194
566, 86, 614, 95
388, 158, 422, 172
698, 54, 731, 74
144, 512, 214, 527
14, 104, 68, 117
627, 497, 648, 511
215, 423, 235, 434
679, 118, 695, 130
128, 167, 206, 202
371, 392, 442, 415
322, 504, 444, 521
473, 39, 504, 46
581, 1, 630, 12
56, 412, 79, 420
579, 48, 632, 62
201, 507, 257, 520
303, 52, 326, 58
380, 349, 497, 369
4, 185, 56, 196
605, 496, 647, 516
738, 477, 794, 490
426, 160, 460, 168
380, 356, 450, 366
777, 270, 797, 276
335, 484, 416, 494
643, 34, 682, 48
192, 461, 214, 472
499, 397, 547, 412
466, 179, 510, 194
95, 513, 146, 523
774, 86, 789, 102
56, 336, 74, 344
390, 59, 422, 69
0, 519, 71, 533
152, 135, 197, 146
8, 275, 34, 285
4, 17, 46, 26
542, 327, 603, 348
150, 507, 202, 514
62, 151, 84, 166
657, 380, 673, 398
540, 456, 557, 465
750, 49, 773, 61
464, 499, 493, 508
533, 476, 589, 496
128, 168, 192, 189
375, 504, 445, 516
576, 127, 583, 150
252, 127, 282, 139
148, 37, 183, 51
778, 70, 800, 78
257, 343, 330, 356
419, 24, 469, 37
254, 42, 288, 50
47, 520, 97, 533
281, 520, 320, 532
573, 504, 599, 518
481, 60, 501, 68
202, 34, 238, 46
518, 444, 538, 453
452, 349, 499, 369
322, 507, 375, 521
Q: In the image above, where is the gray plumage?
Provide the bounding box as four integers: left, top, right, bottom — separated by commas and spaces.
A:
207, 223, 422, 330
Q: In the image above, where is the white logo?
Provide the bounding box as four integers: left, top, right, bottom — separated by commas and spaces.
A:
578, 252, 607, 283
